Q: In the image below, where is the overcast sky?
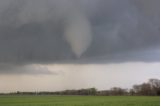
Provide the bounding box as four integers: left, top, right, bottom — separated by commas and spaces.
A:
1, 63, 160, 92
0, 0, 160, 92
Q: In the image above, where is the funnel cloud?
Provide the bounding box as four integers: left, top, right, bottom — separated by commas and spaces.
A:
64, 12, 92, 57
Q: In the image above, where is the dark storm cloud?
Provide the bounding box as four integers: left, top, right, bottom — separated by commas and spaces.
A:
0, 63, 54, 75
0, 0, 160, 73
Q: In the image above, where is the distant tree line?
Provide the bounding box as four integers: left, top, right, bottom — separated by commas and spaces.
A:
7, 88, 97, 96
1, 78, 160, 96
130, 79, 160, 96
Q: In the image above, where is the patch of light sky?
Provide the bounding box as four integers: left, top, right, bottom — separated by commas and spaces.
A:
0, 62, 160, 92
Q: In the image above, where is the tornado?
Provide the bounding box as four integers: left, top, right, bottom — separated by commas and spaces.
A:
64, 11, 92, 58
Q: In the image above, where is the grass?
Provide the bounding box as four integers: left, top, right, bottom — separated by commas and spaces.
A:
0, 95, 160, 106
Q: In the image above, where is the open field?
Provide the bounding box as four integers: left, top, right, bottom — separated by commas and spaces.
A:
0, 95, 160, 106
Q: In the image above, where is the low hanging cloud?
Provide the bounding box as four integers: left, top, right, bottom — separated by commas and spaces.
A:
0, 64, 55, 75
0, 0, 160, 73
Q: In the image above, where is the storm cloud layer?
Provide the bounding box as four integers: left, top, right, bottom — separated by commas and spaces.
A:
0, 0, 160, 67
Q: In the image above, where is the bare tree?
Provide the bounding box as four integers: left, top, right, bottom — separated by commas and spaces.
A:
149, 79, 160, 95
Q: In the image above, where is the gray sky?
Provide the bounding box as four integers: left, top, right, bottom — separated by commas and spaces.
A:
0, 0, 160, 92
0, 63, 160, 92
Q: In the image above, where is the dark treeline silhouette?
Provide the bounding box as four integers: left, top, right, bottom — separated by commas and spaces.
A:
97, 87, 128, 96
1, 78, 160, 96
131, 78, 160, 96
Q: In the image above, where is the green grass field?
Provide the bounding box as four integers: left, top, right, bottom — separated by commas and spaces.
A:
0, 95, 160, 106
